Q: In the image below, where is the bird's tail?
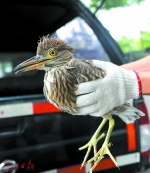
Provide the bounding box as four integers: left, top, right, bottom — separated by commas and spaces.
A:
112, 102, 145, 123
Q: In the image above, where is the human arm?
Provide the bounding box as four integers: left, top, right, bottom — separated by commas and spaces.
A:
121, 55, 150, 72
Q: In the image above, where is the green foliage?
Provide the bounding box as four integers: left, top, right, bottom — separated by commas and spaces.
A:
116, 31, 150, 53
117, 36, 139, 52
140, 31, 150, 49
90, 0, 145, 10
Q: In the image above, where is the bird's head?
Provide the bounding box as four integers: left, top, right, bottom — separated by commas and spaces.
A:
14, 37, 74, 74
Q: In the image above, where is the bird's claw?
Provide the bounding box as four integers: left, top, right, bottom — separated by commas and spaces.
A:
79, 133, 105, 168
87, 142, 118, 173
79, 118, 117, 172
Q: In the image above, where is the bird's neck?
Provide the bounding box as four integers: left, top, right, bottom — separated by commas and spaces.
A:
58, 54, 75, 66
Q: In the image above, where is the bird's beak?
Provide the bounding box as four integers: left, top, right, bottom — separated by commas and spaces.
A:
14, 55, 47, 74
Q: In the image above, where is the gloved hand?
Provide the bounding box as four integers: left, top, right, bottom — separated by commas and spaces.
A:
76, 60, 141, 117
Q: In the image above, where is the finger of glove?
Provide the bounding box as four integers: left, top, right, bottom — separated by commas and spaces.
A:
76, 103, 99, 115
76, 79, 102, 95
76, 91, 99, 108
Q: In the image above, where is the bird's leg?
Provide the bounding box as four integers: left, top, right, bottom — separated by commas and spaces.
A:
79, 118, 108, 168
87, 117, 118, 173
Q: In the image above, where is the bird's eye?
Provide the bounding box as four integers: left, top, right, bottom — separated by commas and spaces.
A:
49, 50, 56, 56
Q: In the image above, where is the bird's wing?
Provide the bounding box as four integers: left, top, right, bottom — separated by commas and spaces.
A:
110, 102, 145, 122
67, 58, 106, 83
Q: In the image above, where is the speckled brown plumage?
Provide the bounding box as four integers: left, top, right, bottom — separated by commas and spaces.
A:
44, 58, 106, 114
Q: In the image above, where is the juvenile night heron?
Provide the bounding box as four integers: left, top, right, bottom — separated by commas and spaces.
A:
14, 37, 144, 173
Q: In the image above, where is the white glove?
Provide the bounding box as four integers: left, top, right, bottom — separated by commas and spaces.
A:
76, 60, 141, 117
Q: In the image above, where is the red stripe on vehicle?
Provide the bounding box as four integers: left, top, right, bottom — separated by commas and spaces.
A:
93, 158, 116, 171
33, 102, 61, 114
126, 123, 137, 151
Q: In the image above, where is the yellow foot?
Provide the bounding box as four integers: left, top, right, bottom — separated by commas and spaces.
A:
87, 142, 118, 173
79, 132, 105, 168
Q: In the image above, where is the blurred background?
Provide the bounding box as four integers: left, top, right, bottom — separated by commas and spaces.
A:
81, 0, 150, 62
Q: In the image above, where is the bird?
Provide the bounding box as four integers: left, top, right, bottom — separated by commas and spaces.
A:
14, 36, 145, 173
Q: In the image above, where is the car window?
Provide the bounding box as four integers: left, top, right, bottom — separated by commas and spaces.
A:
51, 17, 111, 62
0, 17, 111, 79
